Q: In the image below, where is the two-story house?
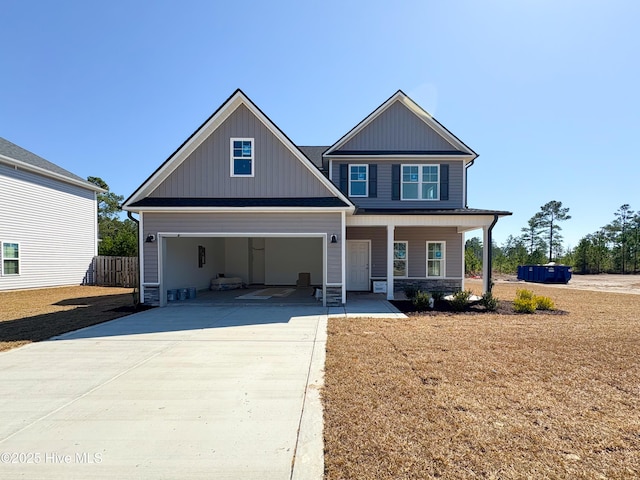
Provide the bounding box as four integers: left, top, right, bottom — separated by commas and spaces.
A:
122, 89, 510, 307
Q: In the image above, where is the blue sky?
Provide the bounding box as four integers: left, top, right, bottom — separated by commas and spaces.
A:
2, 0, 639, 249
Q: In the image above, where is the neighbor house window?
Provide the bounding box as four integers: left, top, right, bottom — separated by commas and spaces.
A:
426, 241, 445, 277
2, 242, 20, 275
402, 164, 439, 200
349, 164, 368, 197
230, 138, 254, 176
393, 241, 408, 277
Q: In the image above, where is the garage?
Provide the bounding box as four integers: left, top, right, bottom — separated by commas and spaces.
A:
158, 233, 325, 305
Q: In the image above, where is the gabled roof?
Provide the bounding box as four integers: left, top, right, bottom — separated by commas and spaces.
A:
123, 90, 352, 210
0, 137, 104, 192
323, 90, 478, 161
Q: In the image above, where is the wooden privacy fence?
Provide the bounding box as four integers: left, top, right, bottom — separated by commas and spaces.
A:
90, 256, 138, 287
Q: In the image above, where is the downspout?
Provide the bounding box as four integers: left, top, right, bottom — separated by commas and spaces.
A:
127, 211, 141, 306
486, 214, 499, 293
464, 159, 475, 208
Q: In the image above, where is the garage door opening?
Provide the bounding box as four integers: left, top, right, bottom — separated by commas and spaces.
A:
159, 234, 325, 306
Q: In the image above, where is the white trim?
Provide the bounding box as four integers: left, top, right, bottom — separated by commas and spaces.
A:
346, 239, 371, 291
426, 241, 446, 278
124, 90, 354, 210
1, 241, 21, 276
124, 206, 352, 213
393, 240, 408, 278
348, 164, 368, 197
401, 164, 440, 201
328, 159, 333, 185
341, 210, 346, 304
347, 214, 499, 228
386, 225, 395, 300
230, 137, 254, 177
324, 91, 477, 158
139, 212, 146, 304
0, 154, 106, 193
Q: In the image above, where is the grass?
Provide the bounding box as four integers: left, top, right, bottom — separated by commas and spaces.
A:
323, 283, 640, 479
0, 285, 142, 352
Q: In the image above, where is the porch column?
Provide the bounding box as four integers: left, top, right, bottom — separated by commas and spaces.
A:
482, 225, 490, 294
387, 224, 395, 300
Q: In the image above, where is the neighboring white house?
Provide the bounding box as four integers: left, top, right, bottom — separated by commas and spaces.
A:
0, 137, 104, 291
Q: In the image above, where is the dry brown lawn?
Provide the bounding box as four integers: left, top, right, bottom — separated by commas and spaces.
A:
0, 286, 138, 351
324, 283, 640, 479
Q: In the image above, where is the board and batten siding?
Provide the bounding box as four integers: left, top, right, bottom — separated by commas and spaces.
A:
0, 163, 97, 290
347, 226, 462, 279
333, 160, 464, 209
150, 104, 331, 198
336, 101, 458, 152
142, 211, 343, 284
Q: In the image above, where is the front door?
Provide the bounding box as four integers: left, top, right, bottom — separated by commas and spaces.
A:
346, 240, 369, 291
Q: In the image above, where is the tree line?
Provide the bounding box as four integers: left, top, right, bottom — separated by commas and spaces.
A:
466, 201, 640, 275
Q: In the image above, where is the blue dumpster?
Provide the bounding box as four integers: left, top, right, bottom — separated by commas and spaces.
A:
517, 264, 572, 284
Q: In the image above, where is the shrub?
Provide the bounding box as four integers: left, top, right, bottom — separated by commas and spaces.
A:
516, 289, 534, 301
403, 285, 420, 300
513, 297, 537, 313
480, 292, 499, 311
450, 290, 472, 312
431, 291, 445, 302
535, 295, 555, 311
412, 291, 433, 311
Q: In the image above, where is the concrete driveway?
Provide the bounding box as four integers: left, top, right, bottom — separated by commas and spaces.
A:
0, 305, 327, 479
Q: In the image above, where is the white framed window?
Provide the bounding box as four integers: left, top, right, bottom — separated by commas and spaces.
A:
393, 241, 408, 277
349, 164, 368, 197
401, 164, 439, 200
230, 138, 254, 177
2, 241, 20, 275
426, 241, 445, 277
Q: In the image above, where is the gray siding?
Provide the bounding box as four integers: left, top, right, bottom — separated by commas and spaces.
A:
142, 211, 342, 285
332, 160, 464, 209
0, 164, 97, 290
337, 101, 458, 152
151, 104, 332, 198
346, 226, 462, 279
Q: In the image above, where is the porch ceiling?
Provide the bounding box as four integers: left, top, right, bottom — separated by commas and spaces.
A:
346, 210, 510, 230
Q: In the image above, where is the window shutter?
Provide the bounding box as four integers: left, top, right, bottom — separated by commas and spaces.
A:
368, 164, 377, 198
392, 164, 400, 200
339, 164, 348, 194
440, 164, 449, 201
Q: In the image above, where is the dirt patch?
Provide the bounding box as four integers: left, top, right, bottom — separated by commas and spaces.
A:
324, 283, 640, 479
494, 273, 640, 295
0, 286, 147, 352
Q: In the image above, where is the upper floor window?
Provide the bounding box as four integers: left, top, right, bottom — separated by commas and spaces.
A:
401, 164, 439, 200
349, 164, 368, 197
231, 138, 254, 177
2, 242, 20, 275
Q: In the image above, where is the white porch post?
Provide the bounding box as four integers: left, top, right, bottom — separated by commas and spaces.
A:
482, 225, 490, 294
387, 224, 395, 300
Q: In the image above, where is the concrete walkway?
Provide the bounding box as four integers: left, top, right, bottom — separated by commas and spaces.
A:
0, 297, 404, 479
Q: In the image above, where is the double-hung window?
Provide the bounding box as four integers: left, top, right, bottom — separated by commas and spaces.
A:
349, 164, 368, 197
426, 242, 445, 277
402, 164, 439, 200
393, 241, 408, 277
230, 138, 254, 177
2, 242, 20, 275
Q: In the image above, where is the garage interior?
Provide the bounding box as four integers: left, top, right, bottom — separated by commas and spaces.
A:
161, 236, 323, 304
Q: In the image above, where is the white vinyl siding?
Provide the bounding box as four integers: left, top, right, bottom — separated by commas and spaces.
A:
427, 241, 445, 277
0, 163, 98, 290
2, 242, 20, 275
349, 164, 368, 197
402, 164, 439, 200
230, 138, 254, 177
393, 241, 407, 277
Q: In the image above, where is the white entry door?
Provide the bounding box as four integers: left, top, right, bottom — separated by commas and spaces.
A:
347, 240, 370, 291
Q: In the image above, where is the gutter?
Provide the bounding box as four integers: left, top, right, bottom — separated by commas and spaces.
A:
127, 211, 142, 306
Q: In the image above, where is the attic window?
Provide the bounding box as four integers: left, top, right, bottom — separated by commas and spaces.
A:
231, 138, 254, 177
